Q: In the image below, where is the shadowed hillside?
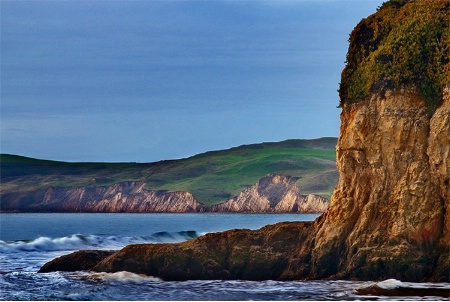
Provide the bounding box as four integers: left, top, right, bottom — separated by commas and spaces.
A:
1, 138, 337, 208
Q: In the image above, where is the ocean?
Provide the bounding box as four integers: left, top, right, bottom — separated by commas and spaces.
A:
0, 213, 448, 301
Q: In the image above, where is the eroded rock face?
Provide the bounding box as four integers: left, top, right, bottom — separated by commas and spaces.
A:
427, 85, 450, 280
311, 86, 449, 281
428, 85, 450, 248
23, 181, 205, 213
210, 174, 329, 213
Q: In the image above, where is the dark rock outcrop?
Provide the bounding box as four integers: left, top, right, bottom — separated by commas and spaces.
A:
38, 222, 316, 281
38, 250, 115, 273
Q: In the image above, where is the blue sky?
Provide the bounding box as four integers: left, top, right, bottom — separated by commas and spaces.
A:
1, 0, 384, 162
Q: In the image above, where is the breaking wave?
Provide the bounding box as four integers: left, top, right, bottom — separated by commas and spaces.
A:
356, 279, 450, 298
0, 230, 201, 253
85, 271, 162, 283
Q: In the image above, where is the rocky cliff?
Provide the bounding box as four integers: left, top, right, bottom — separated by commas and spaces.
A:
309, 84, 449, 281
210, 174, 329, 213
3, 181, 205, 213
1, 174, 328, 213
39, 0, 450, 282
310, 0, 450, 280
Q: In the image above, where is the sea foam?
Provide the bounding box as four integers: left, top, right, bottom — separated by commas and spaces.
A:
86, 271, 161, 283
356, 279, 450, 298
376, 278, 404, 289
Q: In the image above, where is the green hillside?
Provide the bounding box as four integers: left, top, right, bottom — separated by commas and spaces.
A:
1, 138, 338, 207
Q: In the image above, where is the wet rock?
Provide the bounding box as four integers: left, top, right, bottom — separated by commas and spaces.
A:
38, 250, 115, 273
39, 222, 316, 281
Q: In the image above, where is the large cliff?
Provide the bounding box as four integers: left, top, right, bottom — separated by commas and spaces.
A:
40, 0, 450, 282
311, 0, 450, 280
309, 84, 449, 281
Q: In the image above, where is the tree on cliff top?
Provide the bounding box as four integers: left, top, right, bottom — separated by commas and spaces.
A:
338, 0, 450, 114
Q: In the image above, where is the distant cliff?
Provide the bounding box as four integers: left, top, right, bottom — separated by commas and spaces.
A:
210, 174, 328, 213
1, 174, 329, 213
1, 181, 204, 213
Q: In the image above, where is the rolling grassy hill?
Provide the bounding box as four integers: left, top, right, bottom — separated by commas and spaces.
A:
1, 138, 338, 207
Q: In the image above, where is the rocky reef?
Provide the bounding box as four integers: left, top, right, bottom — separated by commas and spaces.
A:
1, 173, 328, 213
39, 0, 450, 282
39, 222, 315, 280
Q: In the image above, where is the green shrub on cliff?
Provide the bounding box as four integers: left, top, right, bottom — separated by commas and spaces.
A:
338, 0, 450, 114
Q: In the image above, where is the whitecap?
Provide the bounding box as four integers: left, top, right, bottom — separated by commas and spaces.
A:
356, 278, 450, 299
86, 271, 161, 283
0, 234, 90, 253
376, 278, 404, 289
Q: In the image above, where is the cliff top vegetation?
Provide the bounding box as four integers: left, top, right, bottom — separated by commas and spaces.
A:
338, 0, 450, 114
1, 138, 337, 206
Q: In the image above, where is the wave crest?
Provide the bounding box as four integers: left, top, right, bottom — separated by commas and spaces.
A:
0, 231, 200, 253
356, 279, 450, 298
86, 271, 161, 283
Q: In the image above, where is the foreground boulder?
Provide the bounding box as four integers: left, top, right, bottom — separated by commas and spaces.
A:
310, 0, 450, 281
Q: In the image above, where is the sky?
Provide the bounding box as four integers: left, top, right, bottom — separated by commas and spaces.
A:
1, 0, 384, 163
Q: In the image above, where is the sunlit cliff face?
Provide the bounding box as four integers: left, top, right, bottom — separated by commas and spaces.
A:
310, 85, 449, 280
309, 0, 449, 281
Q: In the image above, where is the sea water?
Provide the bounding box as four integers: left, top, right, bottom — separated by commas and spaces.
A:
0, 213, 448, 301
